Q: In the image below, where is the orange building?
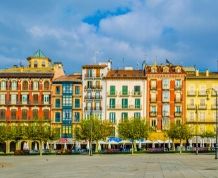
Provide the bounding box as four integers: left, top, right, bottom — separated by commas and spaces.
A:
146, 64, 186, 131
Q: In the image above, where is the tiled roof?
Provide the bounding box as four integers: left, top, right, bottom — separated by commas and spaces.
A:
186, 72, 218, 79
82, 64, 108, 69
145, 65, 186, 74
105, 70, 146, 79
53, 74, 82, 82
32, 49, 47, 58
0, 67, 53, 73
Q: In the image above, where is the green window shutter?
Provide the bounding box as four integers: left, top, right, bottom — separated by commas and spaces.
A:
122, 86, 128, 95
135, 99, 140, 109
75, 99, 80, 108
110, 85, 115, 95
110, 99, 115, 108
122, 99, 128, 108
134, 112, 141, 119
121, 112, 128, 121
109, 112, 116, 123
134, 86, 141, 95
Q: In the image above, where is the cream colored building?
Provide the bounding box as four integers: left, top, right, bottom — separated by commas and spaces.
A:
104, 68, 146, 136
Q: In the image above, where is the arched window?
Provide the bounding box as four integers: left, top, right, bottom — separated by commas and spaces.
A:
22, 109, 28, 120
42, 61, 46, 67
44, 81, 50, 90
22, 81, 28, 90
1, 81, 6, 90
33, 109, 38, 120
33, 81, 38, 90
11, 81, 17, 90
0, 109, 6, 120
11, 109, 17, 120
43, 109, 49, 120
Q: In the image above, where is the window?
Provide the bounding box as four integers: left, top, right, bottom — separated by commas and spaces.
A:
11, 94, 17, 104
199, 85, 206, 95
1, 81, 6, 90
75, 86, 80, 95
63, 96, 72, 106
151, 80, 156, 89
151, 119, 157, 127
134, 112, 141, 119
43, 95, 50, 104
163, 66, 169, 73
42, 61, 46, 67
11, 109, 16, 120
199, 112, 205, 122
150, 92, 156, 102
55, 112, 61, 122
109, 112, 116, 123
135, 99, 141, 109
110, 85, 115, 95
175, 92, 181, 102
175, 106, 181, 113
63, 109, 72, 121
33, 94, 38, 104
109, 98, 115, 109
11, 81, 17, 90
87, 81, 92, 89
121, 112, 128, 121
151, 105, 157, 112
74, 112, 80, 122
189, 112, 195, 121
0, 109, 6, 120
33, 81, 38, 90
189, 98, 194, 106
22, 95, 28, 104
56, 86, 60, 94
95, 91, 100, 99
175, 79, 181, 89
122, 86, 128, 95
87, 102, 92, 110
96, 81, 101, 89
43, 109, 49, 120
134, 86, 141, 95
0, 94, 5, 104
34, 60, 38, 68
33, 109, 38, 119
22, 110, 28, 120
200, 99, 206, 106
22, 81, 28, 90
75, 99, 80, 108
162, 104, 170, 116
122, 99, 128, 109
87, 69, 93, 77
55, 99, 61, 108
63, 84, 72, 93
44, 81, 50, 90
162, 79, 169, 89
176, 119, 181, 125
162, 91, 170, 102
95, 102, 100, 110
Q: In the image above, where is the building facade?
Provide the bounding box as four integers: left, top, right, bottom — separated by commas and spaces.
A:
82, 62, 111, 119
51, 74, 82, 141
145, 64, 186, 131
104, 68, 146, 136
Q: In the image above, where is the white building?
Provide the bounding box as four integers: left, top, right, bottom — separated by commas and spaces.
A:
82, 61, 111, 119
104, 68, 147, 136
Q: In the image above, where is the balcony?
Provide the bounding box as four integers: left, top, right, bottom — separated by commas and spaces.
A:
162, 98, 170, 103
175, 85, 182, 90
198, 91, 207, 96
107, 105, 142, 110
84, 95, 94, 100
84, 85, 102, 91
174, 112, 182, 117
198, 104, 207, 110
132, 91, 142, 97
93, 106, 102, 111
107, 92, 117, 97
187, 104, 196, 110
187, 90, 196, 96
119, 91, 130, 97
94, 95, 102, 100
150, 112, 157, 117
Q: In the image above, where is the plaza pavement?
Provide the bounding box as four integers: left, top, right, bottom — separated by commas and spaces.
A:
0, 153, 218, 178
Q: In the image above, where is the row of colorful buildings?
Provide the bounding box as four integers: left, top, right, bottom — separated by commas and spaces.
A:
0, 50, 217, 151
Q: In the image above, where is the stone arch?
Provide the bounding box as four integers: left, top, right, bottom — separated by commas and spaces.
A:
10, 141, 16, 152
0, 142, 6, 153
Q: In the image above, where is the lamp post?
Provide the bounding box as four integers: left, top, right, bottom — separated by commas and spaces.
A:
195, 105, 198, 155
206, 88, 218, 159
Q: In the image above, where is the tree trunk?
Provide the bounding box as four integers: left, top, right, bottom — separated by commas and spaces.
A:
180, 139, 182, 154
89, 140, 92, 156
172, 139, 175, 151
95, 141, 98, 153
131, 141, 134, 155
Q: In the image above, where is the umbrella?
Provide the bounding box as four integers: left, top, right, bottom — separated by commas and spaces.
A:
189, 139, 192, 148
202, 139, 205, 147
46, 142, 49, 150
64, 143, 67, 150
53, 143, 56, 150
108, 142, 111, 149
23, 142, 27, 150
34, 142, 38, 151
138, 141, 142, 149
98, 143, 101, 151
152, 142, 155, 148
86, 141, 90, 150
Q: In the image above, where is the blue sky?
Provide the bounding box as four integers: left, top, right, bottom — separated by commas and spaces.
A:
0, 0, 218, 73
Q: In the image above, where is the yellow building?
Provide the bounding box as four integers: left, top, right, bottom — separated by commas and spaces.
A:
185, 67, 218, 146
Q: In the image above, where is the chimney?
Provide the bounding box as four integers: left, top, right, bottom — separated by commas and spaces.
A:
196, 69, 199, 76
206, 69, 209, 77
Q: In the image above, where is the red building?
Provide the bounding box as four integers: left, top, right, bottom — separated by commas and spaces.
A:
146, 64, 186, 131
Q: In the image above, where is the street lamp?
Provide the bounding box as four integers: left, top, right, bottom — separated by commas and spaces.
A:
206, 88, 218, 159
195, 105, 198, 155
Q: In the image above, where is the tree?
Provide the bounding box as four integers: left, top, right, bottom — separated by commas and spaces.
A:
75, 116, 113, 156
167, 124, 192, 154
118, 118, 149, 155
26, 121, 58, 156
